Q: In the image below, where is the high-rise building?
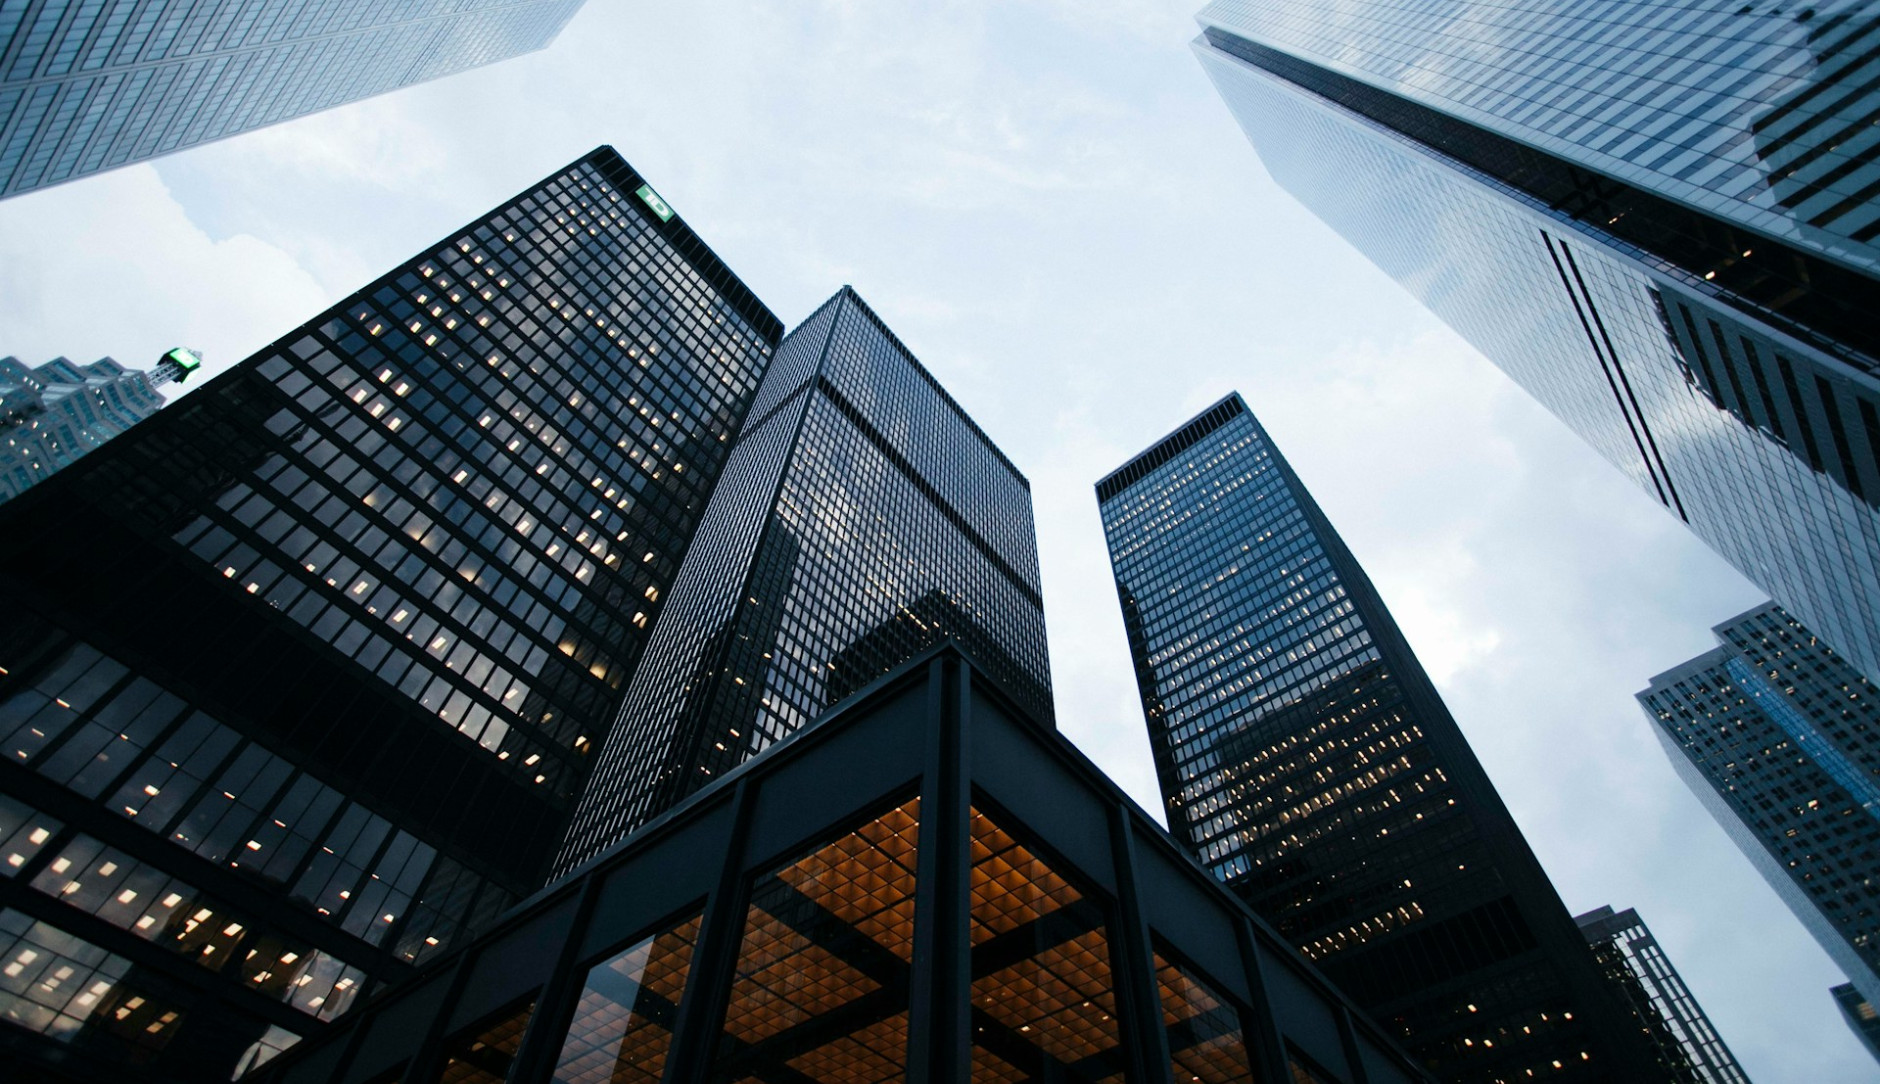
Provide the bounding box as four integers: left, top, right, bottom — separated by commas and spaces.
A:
0, 145, 779, 1083
241, 645, 1433, 1084
554, 286, 1052, 877
0, 0, 585, 199
1193, 0, 1880, 684
1, 349, 197, 503
1097, 394, 1666, 1082
1573, 905, 1752, 1084
1831, 982, 1880, 1066
1641, 601, 1880, 1008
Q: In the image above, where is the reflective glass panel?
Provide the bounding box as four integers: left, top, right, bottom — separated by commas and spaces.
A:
709, 796, 921, 1081
552, 912, 702, 1083
1154, 948, 1258, 1083
968, 806, 1127, 1082
439, 997, 536, 1084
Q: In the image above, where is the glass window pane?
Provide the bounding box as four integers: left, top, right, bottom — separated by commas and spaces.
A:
968, 805, 1127, 1082
1155, 947, 1259, 1083
551, 911, 702, 1084
0, 908, 186, 1061
0, 794, 60, 875
439, 997, 536, 1084
709, 796, 921, 1081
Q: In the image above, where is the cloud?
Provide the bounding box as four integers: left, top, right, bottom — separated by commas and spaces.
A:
0, 165, 327, 393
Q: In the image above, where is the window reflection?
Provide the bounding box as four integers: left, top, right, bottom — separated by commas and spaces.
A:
439, 997, 536, 1084
1154, 947, 1258, 1083
709, 796, 921, 1081
552, 912, 702, 1084
0, 908, 184, 1060
968, 805, 1128, 1082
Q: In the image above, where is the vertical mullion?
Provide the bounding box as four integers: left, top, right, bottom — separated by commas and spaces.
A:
658, 776, 756, 1083
907, 654, 969, 1082
385, 946, 477, 1084
1335, 1003, 1374, 1084
1109, 803, 1174, 1084
500, 872, 606, 1083
1234, 914, 1293, 1084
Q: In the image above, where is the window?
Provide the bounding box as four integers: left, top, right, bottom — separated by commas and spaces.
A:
551, 911, 703, 1083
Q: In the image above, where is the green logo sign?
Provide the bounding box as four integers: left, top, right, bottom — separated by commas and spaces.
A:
636, 184, 674, 222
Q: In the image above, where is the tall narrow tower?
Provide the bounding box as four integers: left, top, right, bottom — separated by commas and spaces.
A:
0, 0, 586, 198
0, 145, 778, 1082
1098, 394, 1666, 1082
555, 287, 1052, 875
1194, 0, 1880, 684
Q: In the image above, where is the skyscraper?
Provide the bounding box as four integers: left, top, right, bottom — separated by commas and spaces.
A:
0, 0, 585, 199
1, 349, 196, 503
1573, 905, 1752, 1084
554, 286, 1052, 876
1641, 601, 1880, 1008
1831, 982, 1880, 1066
1098, 394, 1665, 1082
1194, 0, 1880, 684
0, 145, 779, 1082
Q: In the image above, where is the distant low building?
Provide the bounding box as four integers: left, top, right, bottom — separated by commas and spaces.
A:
0, 349, 197, 504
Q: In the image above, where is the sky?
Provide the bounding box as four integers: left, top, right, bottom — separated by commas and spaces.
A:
0, 1, 1863, 1079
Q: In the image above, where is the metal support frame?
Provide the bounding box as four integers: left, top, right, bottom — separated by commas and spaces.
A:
658, 776, 757, 1082
1109, 801, 1175, 1084
1335, 1004, 1373, 1084
1234, 914, 1295, 1084
392, 949, 477, 1084
501, 873, 608, 1083
907, 654, 970, 1082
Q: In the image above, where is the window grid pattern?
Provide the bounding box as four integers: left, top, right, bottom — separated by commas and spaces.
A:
1197, 0, 1880, 271
0, 0, 586, 197
1196, 34, 1880, 693
1575, 906, 1753, 1084
1100, 397, 1621, 1080
0, 355, 167, 505
1644, 601, 1880, 1006
557, 290, 1050, 874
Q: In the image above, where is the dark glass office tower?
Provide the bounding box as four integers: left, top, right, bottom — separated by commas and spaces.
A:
0, 146, 778, 1083
554, 287, 1052, 877
1641, 601, 1880, 1009
1098, 394, 1665, 1083
1195, 1, 1880, 685
1573, 906, 1751, 1084
1832, 982, 1880, 1066
0, 0, 585, 199
1, 350, 196, 504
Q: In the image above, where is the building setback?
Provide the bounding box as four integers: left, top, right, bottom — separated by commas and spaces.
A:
0, 145, 779, 1083
1193, 0, 1880, 686
1641, 602, 1880, 1008
554, 287, 1052, 876
246, 645, 1433, 1084
1, 349, 197, 504
0, 0, 585, 199
1573, 905, 1752, 1084
1097, 394, 1666, 1082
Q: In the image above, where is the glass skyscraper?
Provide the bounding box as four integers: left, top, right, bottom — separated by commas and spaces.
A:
1832, 981, 1880, 1066
1, 349, 196, 504
1641, 601, 1880, 1010
1573, 905, 1751, 1084
1098, 394, 1666, 1082
1194, 0, 1880, 685
0, 0, 585, 199
0, 145, 778, 1082
554, 286, 1052, 877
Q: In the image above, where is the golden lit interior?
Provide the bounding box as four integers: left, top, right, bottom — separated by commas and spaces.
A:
1155, 951, 1255, 1083
439, 999, 535, 1084
709, 798, 920, 1082
969, 806, 1126, 1082
552, 913, 702, 1084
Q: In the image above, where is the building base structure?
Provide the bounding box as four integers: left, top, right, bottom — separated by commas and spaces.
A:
251, 645, 1431, 1084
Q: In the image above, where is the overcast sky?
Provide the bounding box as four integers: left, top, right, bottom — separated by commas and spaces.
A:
0, 2, 1861, 1079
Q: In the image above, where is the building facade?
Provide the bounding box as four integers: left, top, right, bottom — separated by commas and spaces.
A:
1831, 982, 1880, 1066
249, 645, 1432, 1084
1097, 394, 1666, 1082
0, 349, 196, 503
1641, 602, 1880, 1007
1573, 905, 1752, 1084
554, 287, 1052, 877
0, 145, 779, 1083
1194, 0, 1880, 684
0, 0, 585, 199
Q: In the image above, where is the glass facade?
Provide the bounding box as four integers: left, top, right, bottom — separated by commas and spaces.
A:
242, 645, 1431, 1084
0, 145, 779, 1082
1641, 601, 1880, 1010
555, 287, 1052, 875
0, 0, 585, 198
1831, 981, 1880, 1066
1195, 2, 1880, 688
1, 354, 175, 504
1098, 395, 1667, 1082
1573, 906, 1750, 1084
